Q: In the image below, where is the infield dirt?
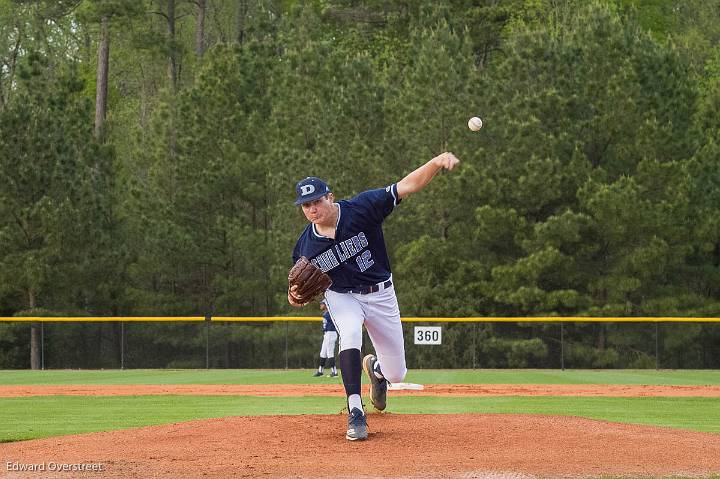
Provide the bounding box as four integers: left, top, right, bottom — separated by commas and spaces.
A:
2, 413, 720, 478
2, 384, 719, 478
1, 383, 719, 397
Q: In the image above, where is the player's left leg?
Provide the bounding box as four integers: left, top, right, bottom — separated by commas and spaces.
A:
362, 284, 406, 411
363, 285, 407, 383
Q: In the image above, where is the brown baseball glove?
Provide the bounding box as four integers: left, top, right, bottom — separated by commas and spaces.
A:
287, 256, 332, 307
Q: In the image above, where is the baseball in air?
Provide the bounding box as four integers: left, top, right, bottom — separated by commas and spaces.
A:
468, 116, 483, 131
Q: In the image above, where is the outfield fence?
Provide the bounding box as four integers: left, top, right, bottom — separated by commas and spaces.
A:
1, 317, 719, 370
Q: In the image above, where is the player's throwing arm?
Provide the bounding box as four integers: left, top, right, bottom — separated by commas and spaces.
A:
395, 152, 460, 198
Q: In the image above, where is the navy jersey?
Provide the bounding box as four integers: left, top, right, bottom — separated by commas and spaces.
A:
292, 184, 402, 293
322, 311, 336, 332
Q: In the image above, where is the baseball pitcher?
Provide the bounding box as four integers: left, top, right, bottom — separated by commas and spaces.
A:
288, 152, 460, 440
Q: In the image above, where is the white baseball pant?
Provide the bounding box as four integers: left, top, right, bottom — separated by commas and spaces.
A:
320, 331, 338, 358
324, 283, 407, 383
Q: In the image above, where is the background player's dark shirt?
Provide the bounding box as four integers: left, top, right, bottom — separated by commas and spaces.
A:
322, 311, 336, 332
293, 184, 401, 293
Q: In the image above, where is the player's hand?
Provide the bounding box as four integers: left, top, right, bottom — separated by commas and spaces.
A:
434, 152, 460, 171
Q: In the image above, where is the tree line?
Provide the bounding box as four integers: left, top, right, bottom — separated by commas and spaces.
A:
1, 0, 719, 369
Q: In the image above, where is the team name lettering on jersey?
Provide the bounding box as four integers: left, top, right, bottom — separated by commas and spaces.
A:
310, 232, 369, 273
312, 249, 340, 272
334, 232, 369, 262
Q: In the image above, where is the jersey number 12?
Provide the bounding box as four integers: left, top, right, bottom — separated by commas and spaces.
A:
356, 250, 374, 272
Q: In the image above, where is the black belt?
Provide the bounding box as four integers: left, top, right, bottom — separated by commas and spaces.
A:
348, 279, 392, 295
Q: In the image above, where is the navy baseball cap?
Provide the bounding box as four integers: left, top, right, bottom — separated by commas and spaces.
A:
294, 177, 331, 205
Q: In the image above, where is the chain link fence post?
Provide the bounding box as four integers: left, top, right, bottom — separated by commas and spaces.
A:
560, 322, 565, 371
655, 322, 659, 370
41, 322, 45, 370
121, 321, 125, 370
205, 315, 211, 369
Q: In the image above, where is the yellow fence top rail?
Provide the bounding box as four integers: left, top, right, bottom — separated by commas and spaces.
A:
401, 317, 720, 323
0, 317, 205, 322
214, 316, 319, 322
1, 316, 720, 322
213, 316, 720, 322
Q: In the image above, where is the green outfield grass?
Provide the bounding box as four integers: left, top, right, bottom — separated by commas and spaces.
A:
1, 368, 720, 385
1, 369, 719, 444
0, 395, 718, 442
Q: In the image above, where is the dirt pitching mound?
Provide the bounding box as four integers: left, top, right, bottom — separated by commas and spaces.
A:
2, 413, 720, 478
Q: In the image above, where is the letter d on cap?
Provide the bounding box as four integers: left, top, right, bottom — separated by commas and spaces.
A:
301, 185, 315, 196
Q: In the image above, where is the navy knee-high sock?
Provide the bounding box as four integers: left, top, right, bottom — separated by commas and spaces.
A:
338, 348, 361, 397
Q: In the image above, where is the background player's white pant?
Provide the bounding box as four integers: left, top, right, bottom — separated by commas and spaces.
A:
324, 284, 407, 383
320, 331, 338, 358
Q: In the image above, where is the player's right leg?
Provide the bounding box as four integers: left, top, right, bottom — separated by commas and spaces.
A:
324, 290, 367, 440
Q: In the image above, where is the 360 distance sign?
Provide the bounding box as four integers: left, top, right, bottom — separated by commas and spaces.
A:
414, 326, 442, 345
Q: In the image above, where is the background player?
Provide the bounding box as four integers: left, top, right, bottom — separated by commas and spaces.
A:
313, 300, 338, 377
290, 151, 460, 441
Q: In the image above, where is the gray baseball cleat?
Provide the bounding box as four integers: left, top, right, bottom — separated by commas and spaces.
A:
346, 407, 368, 441
362, 354, 387, 411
